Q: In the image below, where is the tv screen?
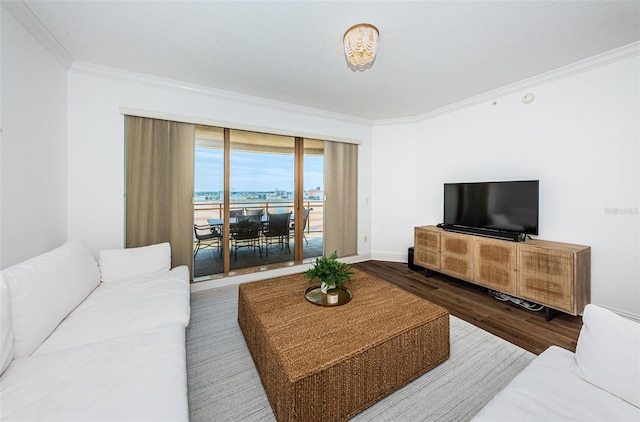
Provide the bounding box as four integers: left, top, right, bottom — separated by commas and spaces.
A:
444, 180, 539, 235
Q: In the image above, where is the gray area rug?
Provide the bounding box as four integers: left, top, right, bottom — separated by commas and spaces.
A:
187, 284, 535, 421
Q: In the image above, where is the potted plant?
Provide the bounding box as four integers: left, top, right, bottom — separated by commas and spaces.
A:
304, 252, 353, 298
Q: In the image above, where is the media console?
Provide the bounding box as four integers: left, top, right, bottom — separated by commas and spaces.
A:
414, 226, 591, 320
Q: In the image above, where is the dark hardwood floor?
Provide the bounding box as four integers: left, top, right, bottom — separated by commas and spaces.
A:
352, 260, 583, 355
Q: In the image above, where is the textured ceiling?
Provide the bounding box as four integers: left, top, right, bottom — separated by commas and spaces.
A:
23, 1, 640, 120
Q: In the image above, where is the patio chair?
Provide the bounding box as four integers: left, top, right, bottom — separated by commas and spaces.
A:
244, 208, 264, 218
263, 212, 292, 256
290, 208, 312, 244
193, 223, 222, 259
230, 215, 262, 260
229, 209, 244, 218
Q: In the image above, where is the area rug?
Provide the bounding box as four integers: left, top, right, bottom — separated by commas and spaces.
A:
186, 284, 536, 421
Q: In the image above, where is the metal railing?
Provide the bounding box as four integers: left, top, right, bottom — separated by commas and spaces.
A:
194, 200, 324, 234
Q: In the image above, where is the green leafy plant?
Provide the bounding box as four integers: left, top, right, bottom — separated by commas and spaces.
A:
304, 252, 353, 291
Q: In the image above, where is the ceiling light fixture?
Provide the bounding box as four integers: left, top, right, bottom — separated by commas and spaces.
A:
343, 23, 379, 71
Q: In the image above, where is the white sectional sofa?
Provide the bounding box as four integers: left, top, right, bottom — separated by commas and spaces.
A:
0, 241, 191, 421
473, 304, 640, 421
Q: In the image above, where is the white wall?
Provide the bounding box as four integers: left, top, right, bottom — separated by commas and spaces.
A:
67, 64, 373, 257
371, 55, 640, 318
370, 121, 417, 261
0, 7, 68, 268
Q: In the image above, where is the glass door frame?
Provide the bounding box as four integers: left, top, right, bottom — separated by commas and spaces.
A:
293, 137, 304, 262
221, 128, 231, 273
216, 130, 309, 274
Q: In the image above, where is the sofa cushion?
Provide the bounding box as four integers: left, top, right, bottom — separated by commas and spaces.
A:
34, 266, 190, 355
2, 241, 100, 358
0, 323, 188, 421
99, 242, 171, 283
572, 304, 640, 407
1, 277, 14, 374
472, 346, 640, 421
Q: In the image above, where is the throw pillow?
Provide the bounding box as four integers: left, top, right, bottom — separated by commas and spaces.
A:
99, 242, 171, 283
2, 241, 100, 358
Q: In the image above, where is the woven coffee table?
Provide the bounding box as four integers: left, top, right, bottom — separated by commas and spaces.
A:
238, 269, 450, 422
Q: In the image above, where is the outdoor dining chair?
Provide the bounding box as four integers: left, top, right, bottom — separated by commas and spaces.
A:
230, 215, 262, 260
193, 223, 222, 260
263, 212, 292, 256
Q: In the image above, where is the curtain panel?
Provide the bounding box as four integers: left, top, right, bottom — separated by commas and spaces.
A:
124, 116, 195, 274
324, 141, 358, 257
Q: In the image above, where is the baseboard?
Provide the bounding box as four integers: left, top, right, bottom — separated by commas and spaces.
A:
594, 304, 640, 323
370, 250, 408, 263
190, 264, 310, 293
345, 252, 371, 263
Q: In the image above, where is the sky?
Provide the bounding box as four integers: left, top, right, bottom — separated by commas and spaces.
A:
194, 148, 324, 192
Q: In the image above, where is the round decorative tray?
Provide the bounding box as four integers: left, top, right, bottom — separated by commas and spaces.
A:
304, 286, 352, 307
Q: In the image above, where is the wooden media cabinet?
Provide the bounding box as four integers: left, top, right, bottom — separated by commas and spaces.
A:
414, 226, 590, 320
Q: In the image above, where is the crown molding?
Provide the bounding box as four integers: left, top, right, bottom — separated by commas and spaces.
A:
372, 115, 422, 127
375, 41, 640, 126
7, 0, 636, 128
2, 0, 74, 69
69, 61, 374, 127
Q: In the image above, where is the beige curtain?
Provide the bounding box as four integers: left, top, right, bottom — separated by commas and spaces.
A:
324, 141, 358, 257
125, 116, 195, 274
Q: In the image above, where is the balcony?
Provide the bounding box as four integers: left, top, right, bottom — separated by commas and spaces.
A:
193, 200, 324, 279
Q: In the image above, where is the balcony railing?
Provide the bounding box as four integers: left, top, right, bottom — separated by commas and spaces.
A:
194, 200, 324, 235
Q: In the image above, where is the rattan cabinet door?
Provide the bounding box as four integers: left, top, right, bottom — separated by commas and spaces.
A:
440, 231, 474, 281
518, 246, 575, 313
474, 238, 517, 295
414, 227, 440, 270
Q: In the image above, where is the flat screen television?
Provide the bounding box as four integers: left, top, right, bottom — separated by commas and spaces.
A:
443, 180, 539, 239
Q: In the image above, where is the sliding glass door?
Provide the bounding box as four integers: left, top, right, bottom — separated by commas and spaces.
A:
193, 127, 326, 278
193, 127, 224, 277
302, 139, 324, 260
229, 130, 295, 270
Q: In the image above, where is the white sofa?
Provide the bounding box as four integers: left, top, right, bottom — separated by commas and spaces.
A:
473, 304, 640, 421
0, 241, 191, 421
